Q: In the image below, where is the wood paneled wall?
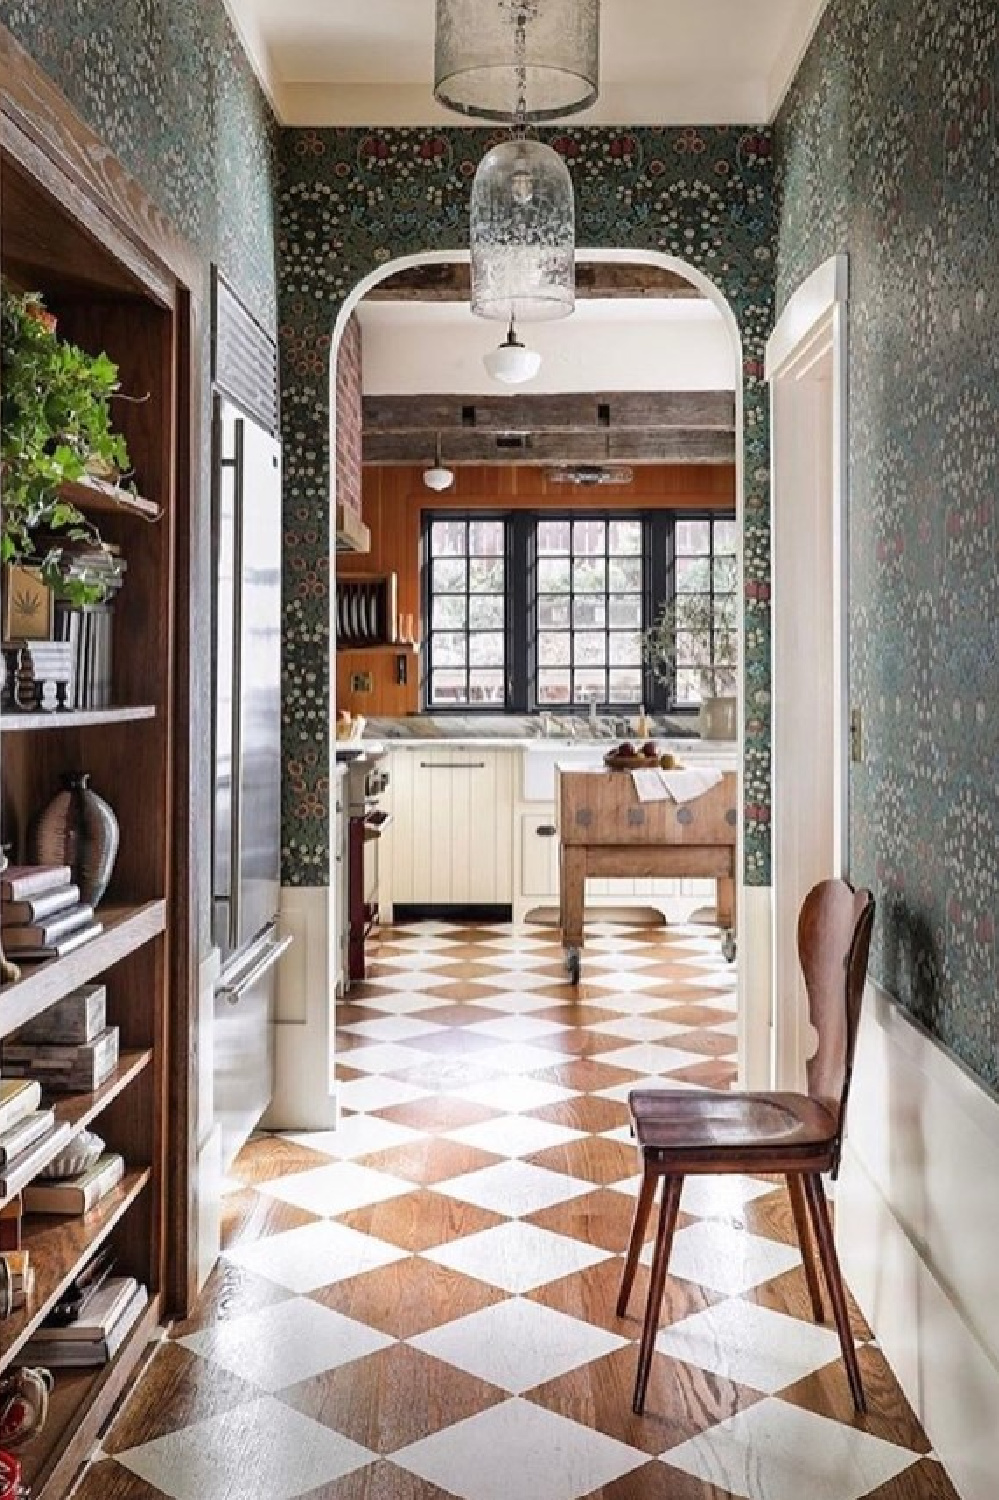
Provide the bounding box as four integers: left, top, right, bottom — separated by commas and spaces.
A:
336, 462, 735, 717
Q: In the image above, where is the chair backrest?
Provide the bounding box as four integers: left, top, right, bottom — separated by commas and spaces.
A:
798, 878, 875, 1168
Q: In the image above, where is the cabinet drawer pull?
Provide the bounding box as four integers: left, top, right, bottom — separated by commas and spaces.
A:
537, 824, 557, 837
419, 761, 485, 769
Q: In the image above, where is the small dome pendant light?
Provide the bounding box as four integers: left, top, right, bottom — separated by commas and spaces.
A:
483, 315, 542, 385
423, 432, 455, 491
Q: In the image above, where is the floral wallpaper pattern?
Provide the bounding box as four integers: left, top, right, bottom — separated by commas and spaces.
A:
776, 0, 999, 1093
278, 126, 776, 888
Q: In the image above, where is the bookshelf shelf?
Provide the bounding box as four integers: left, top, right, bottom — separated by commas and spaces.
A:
0, 901, 166, 1037
57, 475, 162, 522
0, 1167, 151, 1370
0, 705, 157, 733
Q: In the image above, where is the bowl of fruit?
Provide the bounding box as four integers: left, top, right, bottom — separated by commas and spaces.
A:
603, 740, 660, 770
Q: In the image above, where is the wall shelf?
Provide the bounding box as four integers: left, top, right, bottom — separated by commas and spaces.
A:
58, 475, 162, 522
0, 705, 157, 732
336, 642, 419, 655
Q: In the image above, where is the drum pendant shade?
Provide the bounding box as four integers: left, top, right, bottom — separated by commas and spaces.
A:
434, 0, 599, 123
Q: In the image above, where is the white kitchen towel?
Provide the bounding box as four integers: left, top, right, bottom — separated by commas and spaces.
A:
631, 767, 724, 804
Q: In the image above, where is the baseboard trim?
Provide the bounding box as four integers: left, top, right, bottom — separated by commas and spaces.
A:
838, 982, 999, 1500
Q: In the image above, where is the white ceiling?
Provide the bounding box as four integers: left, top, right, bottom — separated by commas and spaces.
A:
224, 0, 829, 126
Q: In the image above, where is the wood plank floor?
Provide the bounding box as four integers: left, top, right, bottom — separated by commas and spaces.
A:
78, 919, 958, 1500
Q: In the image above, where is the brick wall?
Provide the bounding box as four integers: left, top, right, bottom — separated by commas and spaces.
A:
335, 311, 362, 515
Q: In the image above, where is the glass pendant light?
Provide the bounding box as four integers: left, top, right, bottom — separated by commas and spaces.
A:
434, 0, 599, 122
470, 137, 575, 322
483, 316, 542, 383
423, 432, 455, 491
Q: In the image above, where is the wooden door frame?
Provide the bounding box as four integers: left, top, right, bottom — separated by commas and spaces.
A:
765, 255, 850, 1089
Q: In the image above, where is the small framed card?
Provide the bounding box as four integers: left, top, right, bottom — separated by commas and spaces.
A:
2, 565, 54, 641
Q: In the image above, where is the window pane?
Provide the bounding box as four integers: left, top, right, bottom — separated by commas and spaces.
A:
609, 556, 642, 592
714, 520, 737, 554
430, 669, 467, 704
609, 520, 642, 555
432, 595, 466, 630
537, 519, 571, 554
573, 519, 606, 555
609, 667, 642, 701
469, 557, 504, 593
609, 595, 641, 629
676, 519, 710, 554
432, 557, 466, 592
572, 596, 606, 629
713, 556, 737, 591
574, 632, 606, 666
469, 632, 504, 666
675, 667, 703, 704
609, 631, 641, 666
537, 669, 570, 703
537, 557, 570, 593
573, 670, 605, 703
676, 629, 711, 666
573, 558, 606, 593
538, 596, 570, 629
468, 670, 505, 702
433, 632, 467, 666
469, 520, 504, 555
676, 556, 711, 591
430, 518, 466, 555
469, 594, 504, 629
675, 593, 711, 632
538, 633, 571, 667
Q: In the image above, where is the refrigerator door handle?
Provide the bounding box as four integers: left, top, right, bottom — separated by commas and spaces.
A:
217, 933, 293, 1005
228, 415, 245, 955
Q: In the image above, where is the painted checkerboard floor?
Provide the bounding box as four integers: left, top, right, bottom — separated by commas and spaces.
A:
79, 920, 956, 1500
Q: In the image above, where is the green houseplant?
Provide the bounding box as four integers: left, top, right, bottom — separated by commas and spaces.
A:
1, 279, 129, 604
643, 589, 738, 737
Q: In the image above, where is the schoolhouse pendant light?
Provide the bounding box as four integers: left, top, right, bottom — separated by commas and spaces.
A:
434, 0, 599, 122
470, 136, 575, 323
483, 316, 542, 384
423, 433, 455, 491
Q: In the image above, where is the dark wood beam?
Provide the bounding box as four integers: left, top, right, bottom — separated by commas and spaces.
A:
363, 428, 735, 466
364, 261, 703, 301
363, 390, 734, 435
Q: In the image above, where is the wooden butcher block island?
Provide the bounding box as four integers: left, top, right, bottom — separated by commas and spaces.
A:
557, 767, 738, 983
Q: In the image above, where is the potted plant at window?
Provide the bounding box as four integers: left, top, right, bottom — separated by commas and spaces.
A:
643, 589, 738, 739
0, 279, 129, 607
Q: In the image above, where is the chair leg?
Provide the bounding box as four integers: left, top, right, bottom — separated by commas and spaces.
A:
633, 1174, 683, 1416
803, 1172, 866, 1413
787, 1173, 824, 1323
616, 1164, 658, 1317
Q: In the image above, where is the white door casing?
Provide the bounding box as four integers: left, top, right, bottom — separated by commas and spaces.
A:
765, 255, 849, 1089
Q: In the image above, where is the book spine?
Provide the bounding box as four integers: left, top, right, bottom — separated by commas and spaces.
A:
0, 1082, 43, 1135
0, 865, 73, 901
3, 904, 96, 949
0, 1109, 56, 1168
2, 884, 81, 924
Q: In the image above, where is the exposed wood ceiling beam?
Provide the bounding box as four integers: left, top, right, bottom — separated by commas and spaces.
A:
363, 390, 734, 434
363, 262, 703, 301
364, 429, 735, 466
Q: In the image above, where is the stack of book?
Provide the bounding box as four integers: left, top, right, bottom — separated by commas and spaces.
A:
19, 1274, 147, 1366
1, 1248, 34, 1310
1, 863, 103, 961
2, 1022, 119, 1096
22, 1150, 124, 1216
0, 1077, 71, 1201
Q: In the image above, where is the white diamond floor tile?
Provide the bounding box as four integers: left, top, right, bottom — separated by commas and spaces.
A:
423, 1221, 611, 1293
597, 1076, 702, 1105
464, 1015, 569, 1041
596, 1042, 707, 1074
432, 1159, 593, 1218
465, 990, 570, 1014
339, 1015, 447, 1041
451, 1076, 579, 1113
677, 1174, 780, 1218
660, 1396, 920, 1500
408, 1298, 628, 1393
362, 970, 463, 992
257, 1161, 414, 1218
224, 1218, 408, 1293
641, 1220, 801, 1295
286, 1116, 424, 1161
179, 1296, 394, 1391
335, 1076, 433, 1112
579, 970, 671, 994
444, 1114, 586, 1158
351, 992, 453, 1016
333, 1040, 434, 1074
116, 1395, 375, 1500
476, 1041, 575, 1073
588, 1016, 693, 1041
655, 1298, 845, 1393
393, 1398, 644, 1500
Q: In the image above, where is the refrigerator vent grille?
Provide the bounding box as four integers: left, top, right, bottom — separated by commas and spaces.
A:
212, 269, 280, 438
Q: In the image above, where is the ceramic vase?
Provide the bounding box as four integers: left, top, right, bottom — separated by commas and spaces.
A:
30, 772, 119, 906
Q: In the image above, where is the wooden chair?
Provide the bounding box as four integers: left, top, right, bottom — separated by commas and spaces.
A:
617, 877, 875, 1415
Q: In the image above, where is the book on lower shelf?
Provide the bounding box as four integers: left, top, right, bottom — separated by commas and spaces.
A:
1, 1025, 119, 1093
20, 1278, 148, 1366
22, 1151, 124, 1215
0, 864, 73, 902
1, 1248, 34, 1309
0, 1116, 70, 1201
3, 902, 96, 952
2, 917, 104, 963
0, 1080, 42, 1136
1, 883, 81, 925
0, 1108, 56, 1168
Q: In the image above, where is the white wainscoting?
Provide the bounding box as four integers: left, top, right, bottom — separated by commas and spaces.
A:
838, 982, 999, 1500
266, 885, 340, 1130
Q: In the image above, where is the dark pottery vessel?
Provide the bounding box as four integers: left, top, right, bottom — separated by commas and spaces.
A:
30, 772, 119, 906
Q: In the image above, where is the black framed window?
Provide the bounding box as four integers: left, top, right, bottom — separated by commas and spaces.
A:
422, 508, 735, 713
424, 515, 506, 706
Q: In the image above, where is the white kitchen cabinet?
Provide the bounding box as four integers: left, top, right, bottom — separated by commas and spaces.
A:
383, 747, 515, 909
334, 766, 349, 992
520, 811, 560, 899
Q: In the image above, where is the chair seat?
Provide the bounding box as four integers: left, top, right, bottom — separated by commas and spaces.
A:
628, 1089, 838, 1164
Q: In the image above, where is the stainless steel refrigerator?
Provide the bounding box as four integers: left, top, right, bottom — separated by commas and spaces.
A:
211, 395, 290, 1170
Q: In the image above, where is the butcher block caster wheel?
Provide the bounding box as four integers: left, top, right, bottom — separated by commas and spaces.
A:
565, 947, 581, 985
721, 928, 737, 964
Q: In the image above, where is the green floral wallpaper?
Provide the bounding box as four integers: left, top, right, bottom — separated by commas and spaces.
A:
278, 126, 777, 888
776, 0, 999, 1093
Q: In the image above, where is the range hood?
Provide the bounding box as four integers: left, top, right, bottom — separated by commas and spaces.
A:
335, 502, 371, 553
